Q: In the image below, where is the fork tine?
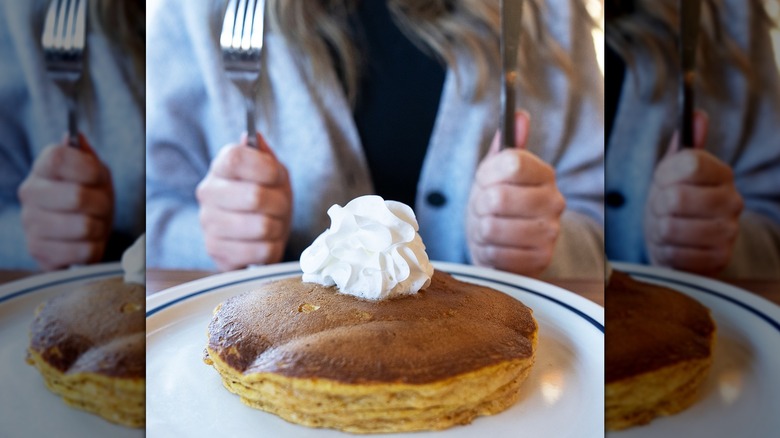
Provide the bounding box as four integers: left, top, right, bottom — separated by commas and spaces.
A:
42, 0, 59, 47
64, 0, 78, 50
232, 0, 247, 49
55, 0, 68, 49
220, 0, 238, 48
250, 0, 265, 49
74, 0, 86, 50
241, 0, 255, 51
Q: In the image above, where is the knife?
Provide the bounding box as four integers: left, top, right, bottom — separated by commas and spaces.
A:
679, 0, 702, 149
500, 0, 524, 149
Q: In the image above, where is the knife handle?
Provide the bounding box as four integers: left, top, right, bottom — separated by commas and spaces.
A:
680, 71, 695, 149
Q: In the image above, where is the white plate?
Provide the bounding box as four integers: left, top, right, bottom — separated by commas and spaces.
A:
609, 262, 780, 438
0, 263, 143, 438
146, 261, 604, 438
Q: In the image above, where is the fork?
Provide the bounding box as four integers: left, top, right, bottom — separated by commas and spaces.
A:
42, 0, 87, 148
220, 0, 266, 149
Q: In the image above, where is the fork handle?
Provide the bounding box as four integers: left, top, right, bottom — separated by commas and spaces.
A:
67, 103, 79, 148
245, 95, 257, 149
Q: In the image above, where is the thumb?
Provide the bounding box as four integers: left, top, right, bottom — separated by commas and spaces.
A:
664, 110, 708, 158
77, 133, 98, 157
255, 131, 279, 160
488, 110, 531, 155
513, 110, 531, 150
692, 110, 709, 150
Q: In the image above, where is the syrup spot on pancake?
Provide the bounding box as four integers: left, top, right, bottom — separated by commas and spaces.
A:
298, 303, 320, 313
121, 302, 142, 313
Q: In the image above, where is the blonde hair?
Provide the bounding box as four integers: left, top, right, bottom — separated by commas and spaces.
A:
265, 0, 582, 105
606, 0, 771, 99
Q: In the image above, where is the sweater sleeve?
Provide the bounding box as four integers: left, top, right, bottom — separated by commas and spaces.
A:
716, 1, 780, 279
535, 0, 605, 278
145, 0, 218, 269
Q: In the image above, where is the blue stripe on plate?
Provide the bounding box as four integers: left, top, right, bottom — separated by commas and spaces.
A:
0, 270, 123, 305
454, 272, 604, 333
629, 271, 780, 333
146, 269, 605, 334
146, 270, 302, 317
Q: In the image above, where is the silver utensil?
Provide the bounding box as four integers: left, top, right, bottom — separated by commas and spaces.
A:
220, 0, 266, 149
500, 0, 524, 149
679, 0, 701, 149
42, 0, 87, 148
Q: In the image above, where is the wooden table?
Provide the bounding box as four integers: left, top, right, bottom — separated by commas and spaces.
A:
0, 270, 36, 285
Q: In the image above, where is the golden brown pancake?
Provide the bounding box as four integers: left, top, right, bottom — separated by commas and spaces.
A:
606, 270, 715, 430
27, 277, 145, 428
204, 270, 537, 433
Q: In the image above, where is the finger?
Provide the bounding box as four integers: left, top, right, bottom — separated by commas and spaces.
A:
196, 176, 291, 217
475, 149, 555, 187
210, 143, 282, 186
200, 208, 287, 241
26, 238, 104, 270
649, 184, 743, 218
473, 215, 559, 249
31, 143, 108, 185
649, 244, 730, 276
654, 149, 734, 186
693, 110, 709, 150
18, 178, 113, 216
648, 216, 738, 248
473, 184, 565, 218
22, 208, 109, 240
471, 243, 553, 277
205, 237, 284, 271
513, 110, 531, 150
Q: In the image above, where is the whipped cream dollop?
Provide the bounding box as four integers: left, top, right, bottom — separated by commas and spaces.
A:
300, 195, 434, 300
121, 235, 145, 285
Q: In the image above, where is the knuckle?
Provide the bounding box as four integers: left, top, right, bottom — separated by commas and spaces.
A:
195, 178, 209, 203
252, 216, 272, 239
17, 179, 34, 202
657, 217, 674, 241
479, 217, 499, 241
732, 192, 744, 215
546, 220, 560, 242
70, 186, 89, 211
485, 186, 506, 214
222, 145, 243, 169
86, 242, 103, 263
666, 188, 685, 212
551, 191, 566, 215
250, 185, 266, 210
42, 145, 66, 170
478, 245, 498, 266
537, 247, 554, 270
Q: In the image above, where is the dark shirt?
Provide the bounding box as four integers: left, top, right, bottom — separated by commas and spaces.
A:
349, 1, 446, 208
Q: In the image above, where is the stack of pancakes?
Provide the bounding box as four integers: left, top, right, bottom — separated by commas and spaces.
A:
27, 277, 145, 428
606, 271, 715, 430
204, 270, 537, 433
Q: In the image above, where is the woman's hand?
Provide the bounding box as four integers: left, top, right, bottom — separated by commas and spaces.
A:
17, 134, 114, 270
467, 112, 565, 277
196, 133, 292, 271
644, 112, 743, 275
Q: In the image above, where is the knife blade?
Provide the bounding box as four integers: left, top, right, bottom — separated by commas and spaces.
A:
679, 0, 702, 148
500, 0, 524, 149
